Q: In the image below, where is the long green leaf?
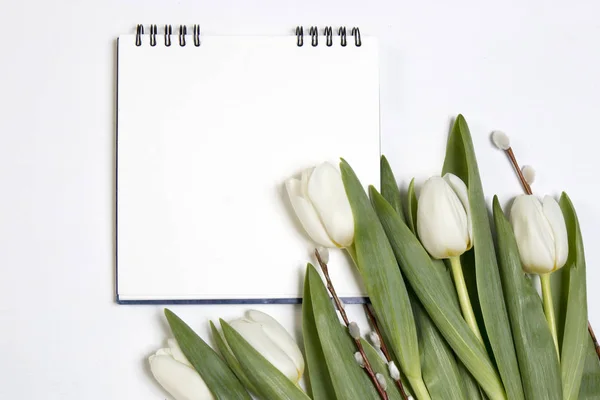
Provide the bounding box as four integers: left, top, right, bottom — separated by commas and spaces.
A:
458, 362, 484, 400
340, 159, 430, 399
492, 197, 562, 400
578, 336, 600, 399
164, 309, 251, 400
302, 265, 337, 400
209, 321, 260, 396
381, 154, 465, 400
370, 187, 506, 400
442, 115, 524, 400
220, 320, 311, 400
305, 263, 381, 400
406, 178, 418, 234
414, 299, 467, 400
380, 155, 405, 223
559, 193, 589, 399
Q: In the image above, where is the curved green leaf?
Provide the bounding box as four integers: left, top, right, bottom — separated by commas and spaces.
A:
406, 178, 418, 234
578, 335, 600, 399
442, 115, 524, 400
302, 266, 337, 400
380, 155, 405, 222
370, 187, 506, 400
340, 159, 430, 399
305, 264, 381, 400
164, 309, 251, 400
559, 193, 589, 399
221, 320, 311, 400
492, 197, 562, 400
209, 321, 260, 396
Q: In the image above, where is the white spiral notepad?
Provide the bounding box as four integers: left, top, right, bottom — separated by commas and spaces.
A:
116, 25, 380, 304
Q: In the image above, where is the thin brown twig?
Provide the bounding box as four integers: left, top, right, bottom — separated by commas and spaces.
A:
315, 249, 389, 400
364, 304, 409, 400
504, 145, 600, 361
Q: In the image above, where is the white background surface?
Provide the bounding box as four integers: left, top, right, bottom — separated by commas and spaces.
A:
1, 0, 599, 398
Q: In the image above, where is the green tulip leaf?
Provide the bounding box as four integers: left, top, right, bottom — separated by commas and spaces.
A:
492, 196, 562, 400
164, 309, 251, 400
406, 178, 418, 234
558, 193, 589, 399
220, 320, 311, 400
209, 321, 260, 396
578, 335, 600, 398
302, 265, 338, 400
457, 363, 484, 400
369, 187, 506, 400
340, 159, 430, 400
380, 155, 405, 222
304, 263, 381, 400
442, 115, 524, 400
381, 154, 465, 400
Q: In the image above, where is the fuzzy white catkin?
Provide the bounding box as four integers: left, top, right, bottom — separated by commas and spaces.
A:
376, 373, 388, 391
522, 165, 536, 184
491, 130, 511, 150
316, 247, 330, 264
354, 352, 365, 368
348, 322, 361, 340
388, 361, 400, 381
368, 331, 381, 348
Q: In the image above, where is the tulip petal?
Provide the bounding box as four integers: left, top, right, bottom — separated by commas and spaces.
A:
509, 195, 555, 274
168, 338, 193, 368
149, 354, 215, 400
285, 178, 336, 248
229, 315, 301, 383
443, 173, 472, 249
542, 196, 569, 271
417, 177, 470, 259
307, 162, 355, 247
246, 310, 305, 379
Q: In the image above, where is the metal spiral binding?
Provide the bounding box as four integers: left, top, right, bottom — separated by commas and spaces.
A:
135, 25, 144, 46
149, 25, 157, 46
295, 26, 304, 47
351, 27, 361, 47
179, 25, 187, 47
164, 25, 172, 46
308, 26, 318, 46
324, 27, 333, 46
295, 26, 361, 47
135, 24, 201, 47
338, 27, 347, 47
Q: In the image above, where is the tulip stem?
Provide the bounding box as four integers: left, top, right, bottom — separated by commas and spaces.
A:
449, 256, 484, 343
540, 273, 560, 358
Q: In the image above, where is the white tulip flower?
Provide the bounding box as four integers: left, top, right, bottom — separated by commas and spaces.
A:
229, 310, 305, 383
285, 162, 354, 248
417, 173, 483, 342
510, 195, 568, 274
149, 338, 215, 400
417, 173, 472, 259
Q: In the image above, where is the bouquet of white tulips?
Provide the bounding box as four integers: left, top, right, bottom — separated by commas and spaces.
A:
148, 115, 600, 400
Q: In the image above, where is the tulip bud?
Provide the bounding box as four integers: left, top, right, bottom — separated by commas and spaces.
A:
285, 162, 354, 248
417, 173, 472, 259
510, 195, 569, 274
149, 339, 215, 400
228, 310, 305, 383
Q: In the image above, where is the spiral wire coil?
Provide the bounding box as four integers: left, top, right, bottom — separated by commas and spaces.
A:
134, 25, 361, 48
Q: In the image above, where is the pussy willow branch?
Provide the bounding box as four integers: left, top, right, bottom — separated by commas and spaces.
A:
315, 249, 389, 400
503, 145, 600, 360
364, 304, 409, 400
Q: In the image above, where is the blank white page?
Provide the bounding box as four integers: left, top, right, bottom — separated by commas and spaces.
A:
117, 33, 379, 303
